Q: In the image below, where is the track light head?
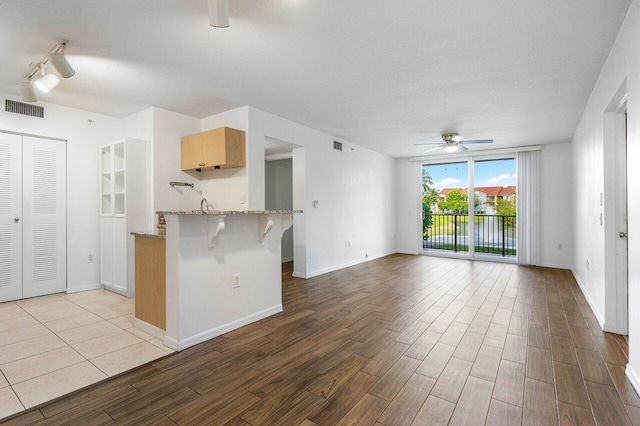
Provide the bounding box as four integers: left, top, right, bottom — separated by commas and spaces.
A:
209, 0, 230, 28
34, 68, 59, 93
19, 79, 37, 103
50, 51, 75, 78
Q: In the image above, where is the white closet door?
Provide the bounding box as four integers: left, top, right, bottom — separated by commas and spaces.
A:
22, 136, 66, 298
0, 133, 23, 303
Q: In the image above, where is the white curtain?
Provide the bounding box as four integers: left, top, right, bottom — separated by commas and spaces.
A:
517, 150, 540, 265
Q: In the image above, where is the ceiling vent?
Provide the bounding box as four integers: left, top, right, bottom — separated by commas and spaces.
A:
333, 140, 343, 151
5, 99, 44, 118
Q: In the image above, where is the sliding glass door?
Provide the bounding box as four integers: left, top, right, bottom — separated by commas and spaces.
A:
422, 156, 517, 260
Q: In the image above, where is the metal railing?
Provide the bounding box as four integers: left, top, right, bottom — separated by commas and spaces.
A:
423, 213, 517, 257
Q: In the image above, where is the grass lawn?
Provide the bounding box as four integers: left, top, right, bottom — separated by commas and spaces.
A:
423, 243, 517, 256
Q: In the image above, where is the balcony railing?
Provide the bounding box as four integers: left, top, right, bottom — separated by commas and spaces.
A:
423, 213, 517, 257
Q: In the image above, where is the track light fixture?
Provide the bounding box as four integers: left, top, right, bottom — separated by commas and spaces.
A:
18, 40, 75, 103
209, 0, 230, 28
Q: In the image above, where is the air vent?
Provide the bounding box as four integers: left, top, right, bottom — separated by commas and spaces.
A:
333, 140, 343, 151
5, 99, 44, 118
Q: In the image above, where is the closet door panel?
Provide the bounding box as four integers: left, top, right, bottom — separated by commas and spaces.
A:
0, 133, 23, 302
22, 137, 66, 298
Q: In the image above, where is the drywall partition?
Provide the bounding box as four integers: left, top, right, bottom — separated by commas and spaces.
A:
539, 143, 573, 269
0, 94, 125, 292
247, 107, 397, 278
571, 1, 640, 392
394, 143, 574, 269
153, 108, 201, 212
199, 106, 250, 210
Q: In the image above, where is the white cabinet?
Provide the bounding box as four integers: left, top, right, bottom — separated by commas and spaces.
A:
100, 139, 151, 297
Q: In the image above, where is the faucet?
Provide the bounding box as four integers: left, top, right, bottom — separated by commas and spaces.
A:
201, 198, 209, 212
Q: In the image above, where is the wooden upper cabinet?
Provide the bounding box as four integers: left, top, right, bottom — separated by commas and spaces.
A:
180, 127, 246, 171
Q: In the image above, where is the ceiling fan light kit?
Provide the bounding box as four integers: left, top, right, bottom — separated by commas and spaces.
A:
414, 132, 494, 154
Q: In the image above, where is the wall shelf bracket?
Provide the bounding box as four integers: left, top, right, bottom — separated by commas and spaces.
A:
207, 215, 226, 249
258, 215, 274, 243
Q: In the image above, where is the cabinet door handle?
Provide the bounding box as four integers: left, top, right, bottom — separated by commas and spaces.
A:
200, 163, 206, 167
14, 217, 19, 222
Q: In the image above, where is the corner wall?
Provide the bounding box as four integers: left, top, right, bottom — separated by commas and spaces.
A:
0, 95, 125, 292
571, 0, 640, 391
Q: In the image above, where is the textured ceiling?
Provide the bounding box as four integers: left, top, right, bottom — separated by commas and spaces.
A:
0, 0, 631, 157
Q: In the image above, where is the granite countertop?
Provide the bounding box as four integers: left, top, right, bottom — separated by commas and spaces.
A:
131, 231, 166, 239
156, 210, 303, 215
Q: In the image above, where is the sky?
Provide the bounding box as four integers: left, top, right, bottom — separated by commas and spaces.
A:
423, 159, 516, 191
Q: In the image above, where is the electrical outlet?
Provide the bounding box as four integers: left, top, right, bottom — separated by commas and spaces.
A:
88, 254, 94, 263
586, 260, 590, 271
233, 274, 240, 288
557, 243, 563, 250
365, 253, 368, 258
241, 194, 246, 204
348, 241, 351, 247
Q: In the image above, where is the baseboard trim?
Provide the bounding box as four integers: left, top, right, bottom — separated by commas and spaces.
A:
133, 318, 166, 341
66, 283, 102, 294
539, 263, 572, 270
571, 269, 606, 330
626, 364, 640, 398
294, 251, 396, 279
172, 304, 283, 351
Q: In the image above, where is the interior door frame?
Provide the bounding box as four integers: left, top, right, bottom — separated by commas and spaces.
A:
419, 153, 517, 264
603, 82, 628, 334
0, 129, 67, 300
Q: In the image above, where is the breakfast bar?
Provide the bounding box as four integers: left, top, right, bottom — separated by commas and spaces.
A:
132, 210, 300, 351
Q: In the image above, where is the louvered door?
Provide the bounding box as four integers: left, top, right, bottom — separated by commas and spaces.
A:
0, 133, 23, 303
22, 136, 66, 298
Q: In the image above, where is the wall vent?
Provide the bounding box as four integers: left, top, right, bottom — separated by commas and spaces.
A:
333, 140, 343, 151
5, 99, 44, 118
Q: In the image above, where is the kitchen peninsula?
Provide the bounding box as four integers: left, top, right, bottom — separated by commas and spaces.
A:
132, 209, 300, 351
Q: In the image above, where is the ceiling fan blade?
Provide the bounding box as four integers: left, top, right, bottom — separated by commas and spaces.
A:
422, 145, 444, 153
413, 142, 443, 146
461, 139, 493, 144
457, 144, 470, 152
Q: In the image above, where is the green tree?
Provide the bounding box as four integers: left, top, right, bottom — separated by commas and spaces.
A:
438, 189, 469, 213
495, 198, 516, 216
422, 169, 439, 240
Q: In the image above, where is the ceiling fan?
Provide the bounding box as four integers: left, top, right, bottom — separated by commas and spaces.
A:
414, 133, 494, 153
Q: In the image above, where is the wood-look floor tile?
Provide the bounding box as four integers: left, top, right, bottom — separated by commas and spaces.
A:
557, 401, 595, 426
449, 376, 494, 425
470, 344, 503, 383
575, 348, 614, 386
395, 321, 431, 345
486, 399, 522, 425
502, 334, 527, 364
526, 345, 554, 384
336, 393, 388, 426
452, 331, 484, 362
493, 360, 525, 407
404, 330, 440, 360
411, 395, 455, 426
377, 373, 435, 426
361, 341, 408, 377
584, 381, 632, 426
550, 334, 577, 365
415, 342, 456, 379
527, 324, 551, 350
523, 378, 557, 426
553, 361, 590, 408
606, 363, 640, 408
430, 357, 474, 403
370, 356, 421, 401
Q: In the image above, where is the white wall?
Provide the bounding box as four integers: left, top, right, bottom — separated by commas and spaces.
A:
395, 144, 574, 270
200, 107, 249, 210
0, 94, 125, 292
571, 0, 640, 391
248, 107, 397, 278
265, 158, 294, 261
152, 108, 201, 212
540, 143, 573, 269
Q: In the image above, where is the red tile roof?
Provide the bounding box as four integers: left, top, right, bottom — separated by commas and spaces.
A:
439, 186, 516, 197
